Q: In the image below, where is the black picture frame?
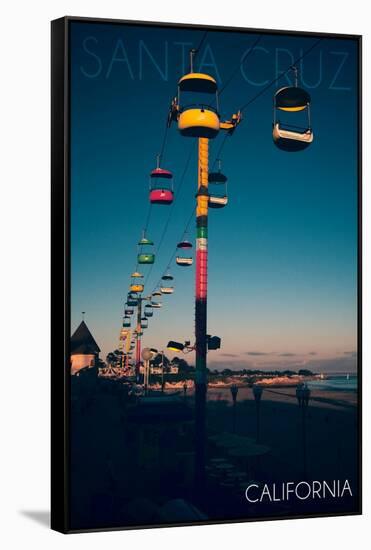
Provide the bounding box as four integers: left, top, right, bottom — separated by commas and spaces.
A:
51, 16, 362, 533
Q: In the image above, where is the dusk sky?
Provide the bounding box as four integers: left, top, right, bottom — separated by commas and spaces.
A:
70, 21, 358, 372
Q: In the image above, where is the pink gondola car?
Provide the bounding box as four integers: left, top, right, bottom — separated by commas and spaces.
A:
149, 167, 174, 205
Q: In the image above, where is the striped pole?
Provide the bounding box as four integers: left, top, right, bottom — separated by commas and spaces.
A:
135, 298, 142, 379
195, 137, 209, 489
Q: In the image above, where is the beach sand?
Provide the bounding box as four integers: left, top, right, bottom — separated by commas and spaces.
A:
69, 378, 359, 528
204, 385, 358, 483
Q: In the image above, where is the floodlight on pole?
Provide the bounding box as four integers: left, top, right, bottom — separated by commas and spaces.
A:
167, 341, 185, 352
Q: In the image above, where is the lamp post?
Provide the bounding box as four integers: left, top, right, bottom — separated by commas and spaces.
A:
230, 384, 239, 433
161, 350, 165, 392
141, 348, 150, 395
135, 297, 142, 379
128, 292, 156, 382
141, 347, 158, 395
252, 384, 263, 443
296, 383, 311, 479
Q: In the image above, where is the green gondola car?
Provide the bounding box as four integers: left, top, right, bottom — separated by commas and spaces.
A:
137, 253, 155, 264
137, 232, 155, 264
138, 237, 154, 246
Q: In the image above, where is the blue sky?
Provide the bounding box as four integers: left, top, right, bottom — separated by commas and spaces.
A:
70, 21, 358, 372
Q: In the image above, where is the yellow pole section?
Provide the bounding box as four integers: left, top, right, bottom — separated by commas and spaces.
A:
197, 137, 209, 218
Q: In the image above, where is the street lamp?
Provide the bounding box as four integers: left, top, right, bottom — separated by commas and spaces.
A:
167, 335, 221, 353
141, 347, 158, 395
207, 335, 221, 350
167, 341, 185, 352
230, 384, 239, 433
252, 384, 263, 443
158, 349, 165, 392
296, 383, 311, 479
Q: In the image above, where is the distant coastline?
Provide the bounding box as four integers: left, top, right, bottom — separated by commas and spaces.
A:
145, 372, 358, 392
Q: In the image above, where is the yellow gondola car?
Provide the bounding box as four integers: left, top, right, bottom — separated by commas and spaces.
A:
168, 49, 241, 138
130, 283, 144, 293
131, 271, 143, 278
130, 271, 144, 293
177, 72, 220, 139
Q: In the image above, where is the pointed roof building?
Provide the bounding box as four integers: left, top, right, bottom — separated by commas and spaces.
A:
71, 320, 101, 355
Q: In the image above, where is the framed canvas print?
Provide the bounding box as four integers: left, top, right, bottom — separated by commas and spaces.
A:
51, 16, 362, 533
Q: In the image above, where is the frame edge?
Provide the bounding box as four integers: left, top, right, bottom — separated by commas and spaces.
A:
51, 15, 70, 534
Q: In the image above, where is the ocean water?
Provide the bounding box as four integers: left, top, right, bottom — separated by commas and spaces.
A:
307, 374, 358, 391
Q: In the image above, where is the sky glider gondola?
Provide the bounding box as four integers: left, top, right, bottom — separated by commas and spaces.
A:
166, 49, 220, 139
149, 157, 174, 205
208, 159, 228, 208
168, 50, 241, 138
141, 317, 149, 329
127, 291, 138, 302
151, 302, 162, 309
130, 271, 144, 293
127, 298, 138, 307
160, 286, 174, 294
162, 272, 174, 281
168, 48, 241, 139
137, 233, 155, 264
177, 239, 192, 249
176, 238, 193, 266
176, 71, 220, 138
273, 66, 313, 152
122, 316, 131, 328
130, 283, 144, 293
151, 290, 162, 297
144, 304, 153, 317
176, 257, 193, 266
124, 306, 134, 316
